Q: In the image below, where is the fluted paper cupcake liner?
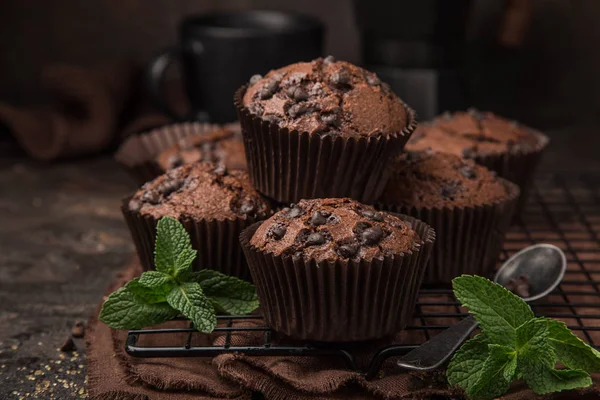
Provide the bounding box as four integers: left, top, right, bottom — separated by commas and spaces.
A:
115, 122, 220, 184
379, 179, 519, 285
121, 196, 269, 282
240, 215, 435, 342
474, 129, 548, 215
234, 86, 417, 204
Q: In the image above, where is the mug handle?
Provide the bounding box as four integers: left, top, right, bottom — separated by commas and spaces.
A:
146, 47, 192, 121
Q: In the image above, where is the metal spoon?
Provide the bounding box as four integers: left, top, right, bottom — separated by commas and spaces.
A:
395, 243, 567, 371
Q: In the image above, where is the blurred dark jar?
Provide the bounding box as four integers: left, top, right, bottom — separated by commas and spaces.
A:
354, 0, 471, 119
148, 11, 324, 123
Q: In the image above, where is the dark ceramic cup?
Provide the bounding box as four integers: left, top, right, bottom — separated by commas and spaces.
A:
147, 10, 324, 123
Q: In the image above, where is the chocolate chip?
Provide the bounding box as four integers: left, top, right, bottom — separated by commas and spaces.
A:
247, 102, 264, 116
306, 232, 326, 246
366, 74, 381, 86
353, 221, 372, 235
459, 165, 477, 179
287, 204, 305, 218
141, 190, 160, 204
263, 114, 281, 124
60, 337, 77, 352
360, 210, 384, 222
330, 70, 351, 87
441, 185, 458, 199
259, 79, 279, 99
321, 113, 341, 127
286, 86, 309, 102
311, 211, 328, 226
267, 223, 287, 240
249, 74, 262, 85
213, 165, 227, 176
323, 55, 336, 65
239, 200, 256, 215
128, 198, 142, 212
72, 321, 85, 338
295, 229, 310, 243
288, 103, 312, 118
361, 226, 383, 245
157, 179, 182, 196
284, 72, 308, 85
166, 153, 183, 169
337, 242, 359, 258
462, 148, 475, 158
320, 210, 331, 217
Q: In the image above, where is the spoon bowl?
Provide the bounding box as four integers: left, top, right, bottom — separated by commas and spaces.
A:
494, 244, 567, 302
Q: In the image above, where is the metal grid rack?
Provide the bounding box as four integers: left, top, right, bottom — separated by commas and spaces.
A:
126, 172, 600, 379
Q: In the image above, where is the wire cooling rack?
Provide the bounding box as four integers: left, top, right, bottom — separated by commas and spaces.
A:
126, 172, 600, 379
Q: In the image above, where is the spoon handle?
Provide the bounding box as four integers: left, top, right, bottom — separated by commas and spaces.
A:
396, 316, 479, 371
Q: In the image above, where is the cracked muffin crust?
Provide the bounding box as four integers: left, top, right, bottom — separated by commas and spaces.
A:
128, 162, 271, 221
242, 56, 408, 138
407, 109, 540, 158
250, 198, 420, 262
381, 152, 509, 209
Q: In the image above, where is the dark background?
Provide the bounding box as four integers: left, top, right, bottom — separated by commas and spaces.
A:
0, 0, 597, 130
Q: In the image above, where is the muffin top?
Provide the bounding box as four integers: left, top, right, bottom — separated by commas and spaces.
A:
250, 198, 420, 262
406, 109, 540, 158
155, 125, 246, 172
380, 151, 509, 209
129, 163, 271, 220
241, 56, 408, 138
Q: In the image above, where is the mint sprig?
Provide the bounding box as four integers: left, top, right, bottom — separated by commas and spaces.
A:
447, 275, 598, 399
99, 216, 259, 332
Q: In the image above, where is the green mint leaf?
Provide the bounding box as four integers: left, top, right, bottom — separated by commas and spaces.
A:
468, 344, 516, 399
544, 318, 600, 372
516, 319, 553, 360
166, 282, 216, 333
504, 349, 518, 381
127, 278, 172, 304
154, 216, 197, 277
139, 271, 173, 288
447, 334, 491, 392
99, 285, 178, 329
452, 275, 534, 347
197, 270, 259, 315
520, 363, 592, 394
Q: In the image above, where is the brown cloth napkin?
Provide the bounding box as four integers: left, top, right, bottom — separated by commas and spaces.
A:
87, 259, 600, 400
0, 63, 189, 160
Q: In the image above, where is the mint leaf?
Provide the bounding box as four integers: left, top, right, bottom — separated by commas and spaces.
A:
196, 270, 259, 315
99, 285, 178, 329
447, 334, 491, 392
544, 318, 600, 372
139, 271, 173, 288
453, 275, 534, 347
167, 282, 216, 333
520, 363, 591, 394
468, 344, 516, 399
154, 216, 197, 277
127, 279, 172, 304
516, 319, 553, 361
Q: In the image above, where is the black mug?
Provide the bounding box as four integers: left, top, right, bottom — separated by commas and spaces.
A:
147, 10, 324, 123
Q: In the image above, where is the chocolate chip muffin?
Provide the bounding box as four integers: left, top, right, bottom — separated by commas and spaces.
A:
407, 109, 548, 213
250, 198, 419, 262
240, 198, 435, 342
123, 163, 272, 281
235, 56, 417, 204
155, 125, 246, 172
379, 151, 519, 285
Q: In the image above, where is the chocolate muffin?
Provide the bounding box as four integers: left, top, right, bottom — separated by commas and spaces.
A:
407, 109, 548, 213
235, 56, 417, 204
123, 163, 272, 281
240, 198, 435, 342
379, 152, 519, 284
155, 125, 246, 172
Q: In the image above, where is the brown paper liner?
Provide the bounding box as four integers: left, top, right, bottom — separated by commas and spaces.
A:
121, 196, 270, 282
240, 215, 435, 342
234, 86, 418, 204
474, 129, 548, 215
379, 179, 520, 285
115, 122, 220, 184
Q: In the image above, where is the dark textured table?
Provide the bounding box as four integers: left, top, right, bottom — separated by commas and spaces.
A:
0, 125, 598, 399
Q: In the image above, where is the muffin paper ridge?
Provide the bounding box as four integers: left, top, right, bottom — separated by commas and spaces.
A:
239, 214, 435, 342
378, 178, 519, 285
121, 196, 271, 282
234, 86, 418, 204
